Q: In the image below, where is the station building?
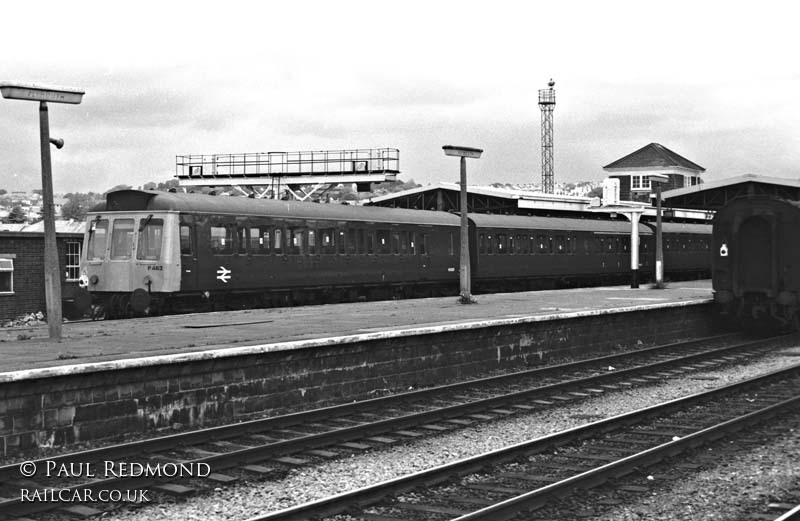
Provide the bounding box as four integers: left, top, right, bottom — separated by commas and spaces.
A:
0, 221, 85, 322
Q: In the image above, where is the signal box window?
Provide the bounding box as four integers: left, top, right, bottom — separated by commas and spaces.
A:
210, 226, 234, 254
180, 225, 193, 255
111, 219, 135, 260
0, 257, 13, 294
137, 219, 164, 260
87, 219, 109, 260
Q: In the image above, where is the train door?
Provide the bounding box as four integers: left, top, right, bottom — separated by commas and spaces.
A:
736, 216, 773, 294
179, 221, 198, 290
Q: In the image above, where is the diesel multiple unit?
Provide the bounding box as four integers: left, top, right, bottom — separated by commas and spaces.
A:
75, 190, 711, 318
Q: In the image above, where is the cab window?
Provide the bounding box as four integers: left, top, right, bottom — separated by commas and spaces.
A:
87, 219, 109, 260
137, 219, 164, 260
110, 219, 135, 259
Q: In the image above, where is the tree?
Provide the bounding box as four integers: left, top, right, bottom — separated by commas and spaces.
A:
587, 186, 603, 198
7, 205, 26, 223
61, 193, 101, 221
105, 184, 133, 194
0, 189, 7, 196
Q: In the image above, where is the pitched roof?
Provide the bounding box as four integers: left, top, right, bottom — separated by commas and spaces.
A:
603, 143, 705, 172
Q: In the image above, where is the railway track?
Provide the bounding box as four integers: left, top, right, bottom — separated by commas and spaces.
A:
250, 363, 800, 521
0, 333, 789, 519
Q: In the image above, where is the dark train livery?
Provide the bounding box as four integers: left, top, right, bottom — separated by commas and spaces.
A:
712, 195, 800, 330
75, 190, 711, 318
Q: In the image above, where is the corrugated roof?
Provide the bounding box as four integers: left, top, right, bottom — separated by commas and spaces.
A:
603, 143, 705, 172
0, 220, 85, 234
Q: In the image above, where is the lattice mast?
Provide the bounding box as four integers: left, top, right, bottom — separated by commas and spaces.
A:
538, 79, 556, 194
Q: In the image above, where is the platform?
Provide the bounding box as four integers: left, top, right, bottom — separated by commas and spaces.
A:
0, 280, 712, 375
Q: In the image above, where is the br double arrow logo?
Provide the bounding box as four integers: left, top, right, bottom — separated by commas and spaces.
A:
216, 266, 231, 283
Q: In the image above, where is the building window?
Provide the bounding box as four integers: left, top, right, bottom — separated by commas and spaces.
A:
0, 257, 13, 294
630, 175, 652, 191
65, 241, 81, 281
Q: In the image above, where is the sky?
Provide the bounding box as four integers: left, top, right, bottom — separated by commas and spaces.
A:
1, 0, 799, 194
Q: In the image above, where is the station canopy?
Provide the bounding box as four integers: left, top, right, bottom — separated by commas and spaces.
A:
663, 174, 800, 211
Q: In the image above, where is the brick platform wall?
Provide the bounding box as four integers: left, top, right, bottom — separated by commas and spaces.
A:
0, 303, 717, 455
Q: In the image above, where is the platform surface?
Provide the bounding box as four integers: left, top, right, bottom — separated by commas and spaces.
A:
0, 280, 712, 374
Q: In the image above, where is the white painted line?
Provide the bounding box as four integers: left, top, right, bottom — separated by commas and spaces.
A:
606, 297, 668, 301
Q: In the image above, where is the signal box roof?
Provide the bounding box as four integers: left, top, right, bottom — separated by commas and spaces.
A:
663, 174, 800, 211
603, 143, 705, 172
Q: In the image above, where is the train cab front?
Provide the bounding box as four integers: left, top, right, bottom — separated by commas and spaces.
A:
77, 211, 181, 318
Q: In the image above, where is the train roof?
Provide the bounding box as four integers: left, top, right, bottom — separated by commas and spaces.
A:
92, 190, 462, 227
468, 213, 654, 234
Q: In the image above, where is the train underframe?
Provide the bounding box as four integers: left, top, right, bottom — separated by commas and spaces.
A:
719, 291, 800, 333
80, 266, 710, 320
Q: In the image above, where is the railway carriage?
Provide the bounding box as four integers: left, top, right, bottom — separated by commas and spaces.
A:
76, 190, 712, 318
80, 190, 461, 317
712, 195, 800, 330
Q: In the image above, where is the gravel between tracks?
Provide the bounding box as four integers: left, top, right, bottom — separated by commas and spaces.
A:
93, 346, 800, 521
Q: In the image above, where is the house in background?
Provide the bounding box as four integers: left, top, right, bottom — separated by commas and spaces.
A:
603, 143, 705, 204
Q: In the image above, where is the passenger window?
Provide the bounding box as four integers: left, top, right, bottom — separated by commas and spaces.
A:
210, 225, 234, 254
180, 225, 193, 255
321, 228, 335, 254
137, 219, 164, 260
289, 228, 305, 255
249, 227, 270, 254
88, 219, 109, 260
391, 232, 400, 254
410, 232, 416, 255
479, 234, 487, 254
274, 228, 283, 254
367, 231, 375, 254
401, 231, 408, 254
497, 234, 507, 254
420, 234, 429, 255
487, 234, 494, 254
538, 235, 548, 254
347, 229, 357, 254
237, 227, 248, 254
448, 232, 454, 256
308, 230, 317, 254
111, 219, 135, 259
338, 231, 346, 254
555, 235, 565, 254
377, 230, 390, 254
357, 229, 365, 254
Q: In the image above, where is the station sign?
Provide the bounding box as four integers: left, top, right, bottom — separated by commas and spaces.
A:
0, 82, 85, 104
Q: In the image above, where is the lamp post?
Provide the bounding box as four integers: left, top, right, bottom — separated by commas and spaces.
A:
0, 82, 85, 340
649, 174, 669, 289
443, 145, 483, 304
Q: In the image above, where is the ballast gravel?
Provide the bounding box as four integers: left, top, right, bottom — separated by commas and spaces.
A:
100, 346, 800, 521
